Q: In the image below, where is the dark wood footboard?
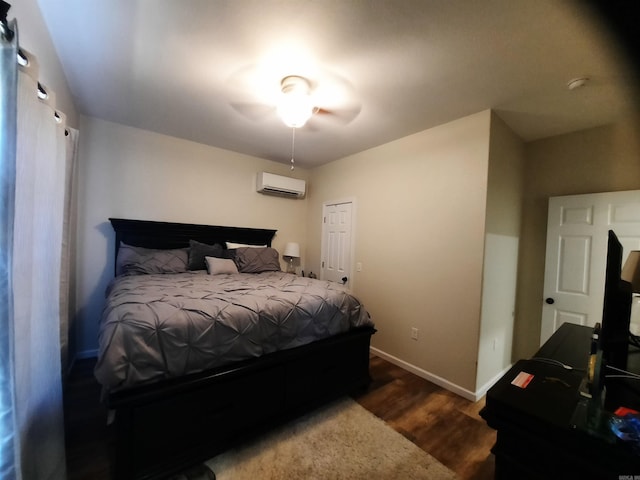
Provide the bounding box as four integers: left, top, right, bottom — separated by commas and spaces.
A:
108, 326, 376, 480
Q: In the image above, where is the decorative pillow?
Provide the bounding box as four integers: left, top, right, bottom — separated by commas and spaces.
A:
188, 239, 225, 270
116, 242, 188, 276
205, 256, 239, 275
226, 242, 267, 249
224, 248, 237, 261
234, 247, 281, 273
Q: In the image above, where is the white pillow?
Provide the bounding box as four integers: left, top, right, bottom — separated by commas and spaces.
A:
226, 242, 267, 249
205, 256, 239, 275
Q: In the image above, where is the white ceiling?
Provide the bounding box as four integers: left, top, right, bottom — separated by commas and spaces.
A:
37, 0, 639, 168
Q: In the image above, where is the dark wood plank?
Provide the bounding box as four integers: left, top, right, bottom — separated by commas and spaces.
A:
352, 356, 496, 480
64, 355, 495, 480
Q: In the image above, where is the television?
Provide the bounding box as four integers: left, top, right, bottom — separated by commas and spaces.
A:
600, 230, 633, 373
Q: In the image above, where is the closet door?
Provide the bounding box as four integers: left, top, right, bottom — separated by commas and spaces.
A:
541, 190, 640, 345
321, 201, 353, 285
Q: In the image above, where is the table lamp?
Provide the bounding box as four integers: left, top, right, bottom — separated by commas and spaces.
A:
283, 242, 300, 274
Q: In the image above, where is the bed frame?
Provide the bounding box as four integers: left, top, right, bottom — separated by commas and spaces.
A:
105, 218, 376, 480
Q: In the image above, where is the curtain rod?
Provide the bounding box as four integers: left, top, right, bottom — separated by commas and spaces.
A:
1, 1, 69, 135
1, 1, 13, 41
1, 1, 10, 22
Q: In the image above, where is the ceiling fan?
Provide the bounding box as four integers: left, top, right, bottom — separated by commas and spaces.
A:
228, 70, 361, 130
227, 67, 361, 169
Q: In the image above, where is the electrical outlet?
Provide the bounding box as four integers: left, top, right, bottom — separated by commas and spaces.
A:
411, 327, 419, 340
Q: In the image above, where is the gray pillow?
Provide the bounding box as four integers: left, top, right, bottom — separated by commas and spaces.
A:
188, 239, 225, 270
116, 242, 189, 276
234, 247, 281, 273
205, 256, 239, 275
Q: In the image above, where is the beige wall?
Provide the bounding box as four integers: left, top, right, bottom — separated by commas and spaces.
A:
306, 111, 492, 394
514, 114, 640, 360
476, 113, 525, 391
73, 108, 639, 395
75, 116, 309, 355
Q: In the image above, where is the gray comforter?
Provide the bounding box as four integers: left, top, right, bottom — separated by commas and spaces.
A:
94, 271, 373, 392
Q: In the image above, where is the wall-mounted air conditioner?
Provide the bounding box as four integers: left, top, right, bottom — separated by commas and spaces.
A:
256, 172, 306, 198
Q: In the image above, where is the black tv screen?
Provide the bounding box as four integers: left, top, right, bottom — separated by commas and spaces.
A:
600, 230, 632, 371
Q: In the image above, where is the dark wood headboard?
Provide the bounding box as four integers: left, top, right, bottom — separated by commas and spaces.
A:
109, 218, 277, 270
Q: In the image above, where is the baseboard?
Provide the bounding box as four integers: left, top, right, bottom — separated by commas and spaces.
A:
370, 347, 478, 401
475, 364, 513, 400
370, 347, 512, 402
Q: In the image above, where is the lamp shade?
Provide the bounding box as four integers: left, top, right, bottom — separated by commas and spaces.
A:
283, 242, 300, 258
622, 251, 640, 293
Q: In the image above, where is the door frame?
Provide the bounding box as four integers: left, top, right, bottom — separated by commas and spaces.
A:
320, 197, 357, 288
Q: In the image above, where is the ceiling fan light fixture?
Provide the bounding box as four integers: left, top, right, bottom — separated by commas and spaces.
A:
277, 96, 313, 128
277, 75, 314, 128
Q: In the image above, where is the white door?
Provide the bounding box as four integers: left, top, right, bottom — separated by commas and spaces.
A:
541, 190, 640, 345
321, 201, 353, 285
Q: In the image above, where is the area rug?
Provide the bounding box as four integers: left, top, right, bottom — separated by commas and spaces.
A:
204, 397, 458, 480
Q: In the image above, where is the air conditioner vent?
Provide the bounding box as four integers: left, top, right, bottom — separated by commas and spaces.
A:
256, 172, 306, 198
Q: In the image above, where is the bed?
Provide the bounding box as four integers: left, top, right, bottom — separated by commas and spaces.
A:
96, 218, 376, 480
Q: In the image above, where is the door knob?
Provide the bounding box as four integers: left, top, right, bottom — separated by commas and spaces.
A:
545, 298, 555, 305
342, 277, 348, 284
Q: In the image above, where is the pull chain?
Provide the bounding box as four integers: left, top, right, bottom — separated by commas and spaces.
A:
290, 127, 296, 170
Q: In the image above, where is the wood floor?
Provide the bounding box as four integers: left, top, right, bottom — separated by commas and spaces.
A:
63, 355, 496, 480
353, 356, 496, 480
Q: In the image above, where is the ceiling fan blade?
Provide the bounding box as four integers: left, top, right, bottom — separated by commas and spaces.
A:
311, 103, 362, 125
230, 102, 276, 121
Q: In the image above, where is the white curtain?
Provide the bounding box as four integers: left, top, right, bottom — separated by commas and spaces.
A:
1, 19, 70, 479
0, 18, 19, 480
60, 127, 79, 376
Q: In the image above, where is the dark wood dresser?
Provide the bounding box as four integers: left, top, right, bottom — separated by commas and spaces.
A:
481, 323, 640, 479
